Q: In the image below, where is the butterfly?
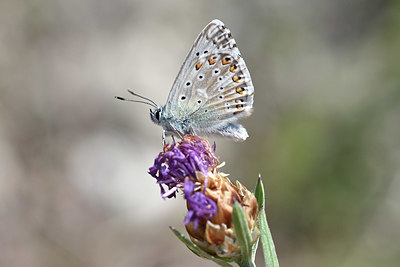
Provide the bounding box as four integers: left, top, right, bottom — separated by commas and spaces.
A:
116, 19, 254, 142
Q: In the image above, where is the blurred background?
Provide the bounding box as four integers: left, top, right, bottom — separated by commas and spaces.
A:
1, 0, 399, 266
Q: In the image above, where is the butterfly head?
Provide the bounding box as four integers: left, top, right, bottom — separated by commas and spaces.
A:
150, 106, 165, 125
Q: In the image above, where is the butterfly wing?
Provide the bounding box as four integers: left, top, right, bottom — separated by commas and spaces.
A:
165, 19, 254, 140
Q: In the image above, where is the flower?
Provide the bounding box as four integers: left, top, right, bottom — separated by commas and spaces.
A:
183, 178, 217, 230
185, 170, 259, 259
148, 135, 218, 199
148, 135, 259, 261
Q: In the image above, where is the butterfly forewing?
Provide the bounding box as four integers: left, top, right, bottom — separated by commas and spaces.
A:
164, 19, 254, 139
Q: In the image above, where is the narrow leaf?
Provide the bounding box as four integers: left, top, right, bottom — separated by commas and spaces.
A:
232, 202, 254, 266
255, 176, 279, 267
254, 174, 265, 212
251, 236, 259, 263
169, 227, 233, 267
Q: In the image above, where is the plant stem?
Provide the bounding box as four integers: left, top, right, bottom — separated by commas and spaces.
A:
238, 259, 256, 267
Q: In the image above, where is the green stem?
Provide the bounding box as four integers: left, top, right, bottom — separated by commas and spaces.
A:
237, 259, 256, 267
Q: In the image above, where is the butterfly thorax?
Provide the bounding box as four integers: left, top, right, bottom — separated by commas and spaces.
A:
150, 106, 192, 137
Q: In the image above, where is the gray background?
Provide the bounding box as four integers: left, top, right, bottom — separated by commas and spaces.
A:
1, 0, 399, 266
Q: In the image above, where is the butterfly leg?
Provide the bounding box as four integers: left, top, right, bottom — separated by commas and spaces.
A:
176, 132, 184, 140
167, 124, 184, 140
162, 130, 166, 146
188, 126, 196, 135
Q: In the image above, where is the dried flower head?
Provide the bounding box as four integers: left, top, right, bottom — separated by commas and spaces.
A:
185, 171, 259, 259
149, 135, 259, 261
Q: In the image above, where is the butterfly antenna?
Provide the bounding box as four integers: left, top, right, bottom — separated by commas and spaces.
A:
114, 96, 157, 108
127, 90, 158, 107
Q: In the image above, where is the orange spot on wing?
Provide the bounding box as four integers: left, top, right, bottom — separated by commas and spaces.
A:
230, 65, 238, 73
195, 62, 202, 70
222, 57, 231, 65
208, 57, 216, 65
236, 87, 245, 95
232, 76, 241, 83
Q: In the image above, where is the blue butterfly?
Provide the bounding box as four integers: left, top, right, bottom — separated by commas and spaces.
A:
117, 19, 254, 142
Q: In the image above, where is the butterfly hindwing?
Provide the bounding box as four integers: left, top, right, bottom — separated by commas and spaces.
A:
164, 20, 254, 140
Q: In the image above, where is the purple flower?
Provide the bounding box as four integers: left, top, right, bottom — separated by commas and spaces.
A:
183, 178, 217, 229
148, 135, 218, 199
148, 135, 260, 260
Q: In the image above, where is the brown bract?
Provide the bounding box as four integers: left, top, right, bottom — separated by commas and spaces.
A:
185, 170, 259, 259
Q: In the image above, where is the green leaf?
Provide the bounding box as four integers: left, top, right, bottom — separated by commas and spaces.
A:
255, 176, 280, 267
232, 202, 255, 267
255, 174, 265, 212
251, 235, 260, 264
169, 227, 233, 267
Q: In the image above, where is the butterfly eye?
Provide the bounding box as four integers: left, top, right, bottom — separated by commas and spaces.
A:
155, 110, 161, 121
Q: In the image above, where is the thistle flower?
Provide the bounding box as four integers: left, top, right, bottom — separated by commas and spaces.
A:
148, 135, 218, 199
148, 135, 278, 266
